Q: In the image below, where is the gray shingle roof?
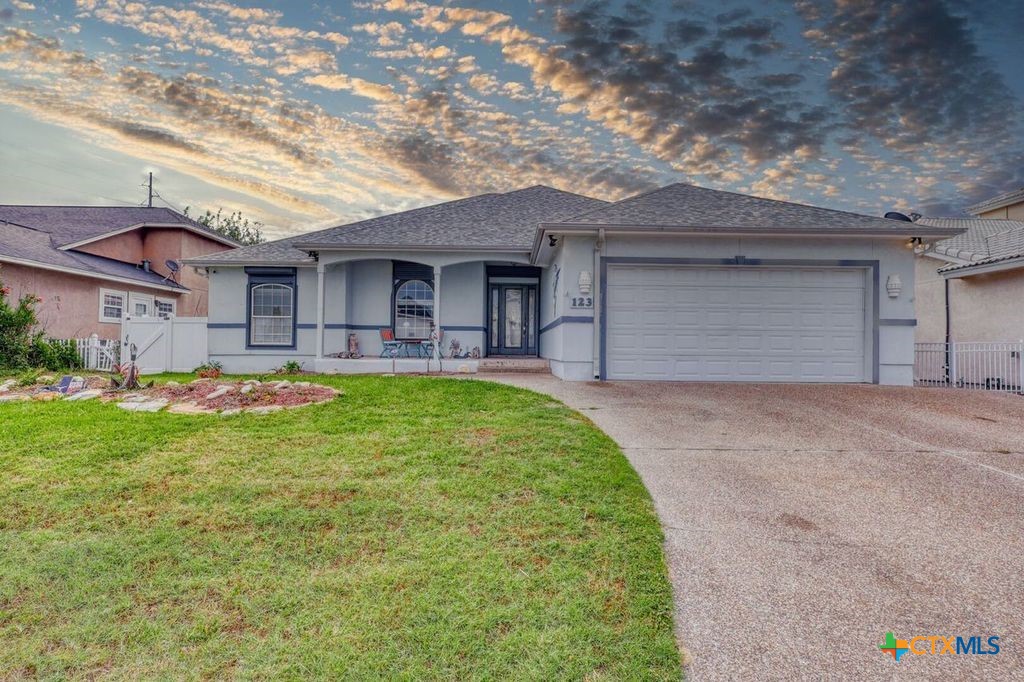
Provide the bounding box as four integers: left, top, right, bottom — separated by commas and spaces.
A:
0, 205, 235, 247
916, 217, 1024, 273
190, 185, 608, 264
965, 188, 1024, 216
0, 221, 186, 290
553, 183, 959, 235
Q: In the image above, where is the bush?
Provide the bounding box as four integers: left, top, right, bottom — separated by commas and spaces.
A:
0, 282, 40, 370
194, 361, 223, 379
29, 337, 81, 371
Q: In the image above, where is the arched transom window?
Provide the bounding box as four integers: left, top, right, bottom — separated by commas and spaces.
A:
394, 279, 434, 340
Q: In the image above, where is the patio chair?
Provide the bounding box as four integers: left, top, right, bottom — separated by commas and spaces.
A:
379, 328, 405, 358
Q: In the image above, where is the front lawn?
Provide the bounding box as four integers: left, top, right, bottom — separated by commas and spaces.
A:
0, 375, 679, 679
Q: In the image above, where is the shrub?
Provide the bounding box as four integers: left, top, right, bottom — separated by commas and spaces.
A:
0, 281, 40, 371
194, 361, 223, 379
29, 337, 82, 371
277, 360, 303, 374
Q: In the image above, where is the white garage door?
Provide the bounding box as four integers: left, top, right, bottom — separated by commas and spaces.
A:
606, 265, 867, 382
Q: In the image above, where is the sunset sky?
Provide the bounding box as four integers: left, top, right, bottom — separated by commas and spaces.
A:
1, 0, 1021, 239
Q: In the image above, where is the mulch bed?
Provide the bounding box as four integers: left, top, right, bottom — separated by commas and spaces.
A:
151, 380, 337, 411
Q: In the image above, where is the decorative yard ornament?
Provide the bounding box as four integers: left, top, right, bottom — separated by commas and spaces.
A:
886, 274, 902, 299
347, 333, 360, 357
578, 270, 593, 295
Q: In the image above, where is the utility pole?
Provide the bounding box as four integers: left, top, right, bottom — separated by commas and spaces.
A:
147, 172, 153, 208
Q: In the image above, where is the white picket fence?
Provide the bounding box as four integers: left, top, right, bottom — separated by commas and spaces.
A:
121, 316, 208, 374
72, 335, 121, 371
914, 342, 1024, 393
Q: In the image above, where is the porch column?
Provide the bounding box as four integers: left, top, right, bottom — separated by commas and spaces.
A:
433, 264, 442, 363
315, 262, 325, 359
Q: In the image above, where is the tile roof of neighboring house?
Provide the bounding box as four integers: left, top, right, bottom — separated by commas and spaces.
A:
552, 183, 960, 235
0, 221, 187, 291
965, 187, 1024, 216
916, 217, 1024, 274
0, 205, 237, 248
190, 185, 609, 264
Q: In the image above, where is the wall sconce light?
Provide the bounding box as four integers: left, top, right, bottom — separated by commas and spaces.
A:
578, 270, 593, 295
886, 274, 902, 299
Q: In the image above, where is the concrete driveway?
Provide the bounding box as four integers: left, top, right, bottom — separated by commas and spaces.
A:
488, 377, 1024, 680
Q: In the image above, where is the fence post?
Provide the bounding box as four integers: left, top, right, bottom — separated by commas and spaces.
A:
949, 341, 957, 387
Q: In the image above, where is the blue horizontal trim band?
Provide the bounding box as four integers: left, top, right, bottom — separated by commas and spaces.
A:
324, 323, 389, 330
539, 315, 593, 335
207, 322, 246, 329
443, 325, 486, 332
879, 318, 917, 326
296, 323, 317, 329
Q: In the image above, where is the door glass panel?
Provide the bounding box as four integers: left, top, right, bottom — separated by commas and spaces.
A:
527, 288, 535, 349
505, 288, 522, 348
490, 287, 499, 348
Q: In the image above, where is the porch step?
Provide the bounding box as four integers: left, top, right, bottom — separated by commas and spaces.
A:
477, 358, 551, 374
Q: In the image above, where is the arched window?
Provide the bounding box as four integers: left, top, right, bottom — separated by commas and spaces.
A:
250, 282, 294, 346
394, 279, 434, 340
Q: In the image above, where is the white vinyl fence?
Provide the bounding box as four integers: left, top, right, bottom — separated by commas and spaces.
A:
121, 316, 208, 374
914, 341, 1024, 394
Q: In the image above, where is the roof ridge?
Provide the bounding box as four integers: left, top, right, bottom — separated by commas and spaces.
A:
678, 182, 905, 223
561, 183, 663, 221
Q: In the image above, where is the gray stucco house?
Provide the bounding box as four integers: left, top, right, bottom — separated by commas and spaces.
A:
183, 183, 959, 383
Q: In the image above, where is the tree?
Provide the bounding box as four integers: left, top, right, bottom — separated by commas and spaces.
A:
184, 207, 265, 246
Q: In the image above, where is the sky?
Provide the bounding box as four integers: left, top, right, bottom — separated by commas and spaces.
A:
0, 0, 1022, 240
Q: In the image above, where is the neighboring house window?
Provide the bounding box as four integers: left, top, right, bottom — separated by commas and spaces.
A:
155, 298, 175, 318
99, 288, 126, 323
246, 268, 297, 348
394, 279, 434, 340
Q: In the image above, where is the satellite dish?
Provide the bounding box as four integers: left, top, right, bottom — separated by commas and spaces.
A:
165, 259, 180, 272
884, 211, 913, 222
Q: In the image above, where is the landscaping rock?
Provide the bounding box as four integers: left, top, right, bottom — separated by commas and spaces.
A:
220, 408, 242, 416
247, 405, 283, 415
66, 389, 102, 402
274, 380, 292, 389
32, 392, 61, 401
166, 381, 180, 387
121, 394, 148, 403
294, 381, 311, 387
204, 387, 231, 400
240, 384, 254, 394
0, 379, 15, 393
190, 378, 212, 385
167, 402, 215, 415
36, 374, 55, 384
0, 394, 30, 402
117, 399, 168, 412
243, 379, 261, 385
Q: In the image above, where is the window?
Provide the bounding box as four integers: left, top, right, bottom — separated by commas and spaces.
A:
250, 283, 294, 346
129, 293, 154, 317
99, 288, 126, 323
155, 298, 175, 318
394, 279, 434, 339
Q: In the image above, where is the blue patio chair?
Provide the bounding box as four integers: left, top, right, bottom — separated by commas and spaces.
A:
379, 328, 405, 358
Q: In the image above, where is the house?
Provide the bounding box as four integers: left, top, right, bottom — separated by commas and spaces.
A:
966, 187, 1024, 220
0, 205, 237, 339
914, 216, 1024, 344
183, 184, 959, 383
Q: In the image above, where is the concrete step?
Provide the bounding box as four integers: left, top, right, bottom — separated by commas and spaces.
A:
477, 358, 550, 374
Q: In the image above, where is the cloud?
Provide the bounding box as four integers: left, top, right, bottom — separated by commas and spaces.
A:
302, 73, 399, 101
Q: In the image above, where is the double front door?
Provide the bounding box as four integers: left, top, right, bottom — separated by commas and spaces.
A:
488, 283, 537, 356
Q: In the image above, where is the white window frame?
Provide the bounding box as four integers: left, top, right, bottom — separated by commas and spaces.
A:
155, 297, 176, 318
394, 279, 435, 340
249, 282, 295, 347
99, 288, 127, 323
128, 292, 155, 318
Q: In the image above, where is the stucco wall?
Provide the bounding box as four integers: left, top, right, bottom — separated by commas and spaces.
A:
978, 203, 1024, 220
914, 256, 947, 344
540, 234, 916, 384
539, 236, 597, 380
916, 255, 1024, 343
0, 261, 180, 339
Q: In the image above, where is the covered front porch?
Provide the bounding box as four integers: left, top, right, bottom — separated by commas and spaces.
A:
308, 250, 542, 374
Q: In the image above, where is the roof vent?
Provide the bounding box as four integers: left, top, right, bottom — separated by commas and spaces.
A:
884, 211, 913, 222
140, 259, 151, 273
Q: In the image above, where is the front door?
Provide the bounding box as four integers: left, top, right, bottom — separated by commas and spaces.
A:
488, 284, 537, 356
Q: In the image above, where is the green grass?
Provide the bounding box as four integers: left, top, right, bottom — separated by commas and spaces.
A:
0, 375, 679, 680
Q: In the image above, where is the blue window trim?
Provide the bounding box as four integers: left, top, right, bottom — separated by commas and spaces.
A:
245, 267, 298, 350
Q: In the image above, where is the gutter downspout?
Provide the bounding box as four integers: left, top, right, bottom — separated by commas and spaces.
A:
593, 228, 605, 379
944, 277, 951, 384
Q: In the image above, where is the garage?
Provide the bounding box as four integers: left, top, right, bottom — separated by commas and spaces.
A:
605, 264, 868, 382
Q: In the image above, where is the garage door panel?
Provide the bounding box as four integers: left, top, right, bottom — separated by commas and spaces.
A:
606, 265, 867, 382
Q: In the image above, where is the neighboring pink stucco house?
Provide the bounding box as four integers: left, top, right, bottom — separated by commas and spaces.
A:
914, 188, 1024, 345
0, 206, 237, 339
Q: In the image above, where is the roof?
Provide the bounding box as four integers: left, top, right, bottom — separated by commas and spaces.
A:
965, 188, 1024, 216
190, 185, 608, 265
916, 217, 1024, 274
548, 183, 963, 236
0, 205, 238, 248
0, 221, 187, 292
